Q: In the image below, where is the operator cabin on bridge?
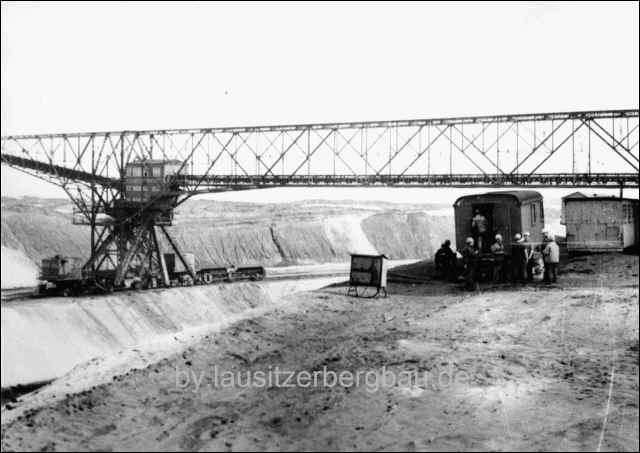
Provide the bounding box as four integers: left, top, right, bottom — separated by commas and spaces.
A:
122, 160, 182, 218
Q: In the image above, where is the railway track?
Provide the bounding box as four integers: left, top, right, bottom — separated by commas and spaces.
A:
0, 269, 350, 303
1, 287, 36, 302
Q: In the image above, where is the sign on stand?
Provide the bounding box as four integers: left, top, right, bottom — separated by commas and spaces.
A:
347, 254, 388, 298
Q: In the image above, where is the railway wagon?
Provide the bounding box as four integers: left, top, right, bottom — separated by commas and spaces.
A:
163, 252, 265, 284
561, 194, 639, 253
37, 255, 85, 296
155, 265, 266, 286
453, 190, 545, 255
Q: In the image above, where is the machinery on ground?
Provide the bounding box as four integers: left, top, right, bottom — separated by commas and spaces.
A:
36, 252, 265, 297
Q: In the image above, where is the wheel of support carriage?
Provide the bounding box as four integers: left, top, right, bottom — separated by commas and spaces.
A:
203, 272, 213, 284
104, 281, 114, 294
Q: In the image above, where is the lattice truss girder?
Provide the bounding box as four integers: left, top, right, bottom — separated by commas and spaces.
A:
1, 110, 638, 197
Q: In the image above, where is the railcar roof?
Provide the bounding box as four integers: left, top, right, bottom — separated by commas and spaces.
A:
454, 190, 542, 205
563, 196, 639, 203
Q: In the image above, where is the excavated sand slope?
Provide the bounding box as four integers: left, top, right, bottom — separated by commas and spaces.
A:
1, 278, 341, 387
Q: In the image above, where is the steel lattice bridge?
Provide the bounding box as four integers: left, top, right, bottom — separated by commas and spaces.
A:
1, 108, 638, 291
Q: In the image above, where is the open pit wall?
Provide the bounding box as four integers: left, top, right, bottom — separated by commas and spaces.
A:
1, 277, 341, 388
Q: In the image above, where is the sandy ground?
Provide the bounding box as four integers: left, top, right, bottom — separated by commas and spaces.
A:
1, 254, 638, 451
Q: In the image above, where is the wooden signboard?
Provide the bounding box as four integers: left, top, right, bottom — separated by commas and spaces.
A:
348, 254, 388, 298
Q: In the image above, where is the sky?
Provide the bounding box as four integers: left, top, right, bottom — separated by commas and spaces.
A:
1, 1, 639, 201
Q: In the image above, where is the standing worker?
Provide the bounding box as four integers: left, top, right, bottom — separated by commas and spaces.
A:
435, 240, 457, 281
490, 234, 506, 283
543, 233, 560, 283
522, 231, 534, 281
461, 237, 479, 291
471, 210, 489, 253
511, 233, 527, 283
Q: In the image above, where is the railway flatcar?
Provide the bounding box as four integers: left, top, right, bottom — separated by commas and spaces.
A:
166, 265, 265, 285
453, 190, 545, 255
162, 253, 265, 284
230, 266, 266, 282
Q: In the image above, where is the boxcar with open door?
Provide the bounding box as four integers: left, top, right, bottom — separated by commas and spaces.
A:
453, 190, 545, 255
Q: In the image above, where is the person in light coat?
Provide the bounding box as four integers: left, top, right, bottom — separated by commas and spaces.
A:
471, 210, 489, 252
542, 233, 560, 283
522, 231, 534, 280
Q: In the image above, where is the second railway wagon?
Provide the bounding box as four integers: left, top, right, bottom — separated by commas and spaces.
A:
453, 190, 545, 254
561, 194, 639, 253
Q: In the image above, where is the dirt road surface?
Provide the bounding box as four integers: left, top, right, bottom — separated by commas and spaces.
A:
1, 254, 638, 451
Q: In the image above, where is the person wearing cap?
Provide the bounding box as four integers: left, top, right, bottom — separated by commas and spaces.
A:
471, 209, 489, 253
543, 233, 560, 283
461, 237, 479, 291
490, 233, 506, 283
511, 233, 527, 283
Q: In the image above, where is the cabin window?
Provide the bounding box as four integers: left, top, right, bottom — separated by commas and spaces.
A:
530, 203, 537, 226
622, 204, 633, 224
606, 226, 620, 240
165, 164, 180, 175
152, 166, 162, 177
622, 204, 628, 224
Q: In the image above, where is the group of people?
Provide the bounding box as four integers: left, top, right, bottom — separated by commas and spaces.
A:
435, 230, 560, 291
502, 230, 559, 284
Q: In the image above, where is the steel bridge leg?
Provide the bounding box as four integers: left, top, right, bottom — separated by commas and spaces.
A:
160, 225, 196, 281
82, 227, 116, 274
113, 221, 150, 286
152, 225, 170, 286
